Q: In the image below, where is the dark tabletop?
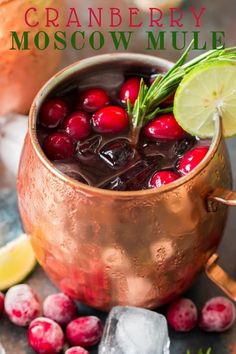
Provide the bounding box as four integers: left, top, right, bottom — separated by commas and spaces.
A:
0, 0, 236, 352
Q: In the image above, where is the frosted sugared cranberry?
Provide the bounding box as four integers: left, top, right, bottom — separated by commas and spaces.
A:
66, 316, 103, 347
79, 88, 109, 112
4, 284, 40, 326
92, 106, 129, 134
63, 111, 91, 140
28, 317, 65, 354
178, 146, 209, 176
40, 99, 68, 128
144, 114, 186, 140
43, 293, 77, 326
167, 298, 198, 332
43, 132, 74, 160
120, 77, 140, 105
200, 297, 236, 332
65, 347, 89, 354
150, 171, 179, 188
0, 292, 4, 315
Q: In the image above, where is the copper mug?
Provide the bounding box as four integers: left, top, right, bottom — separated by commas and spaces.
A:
17, 54, 236, 311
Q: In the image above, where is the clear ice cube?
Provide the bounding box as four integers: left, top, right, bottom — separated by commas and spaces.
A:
99, 306, 170, 354
0, 189, 23, 247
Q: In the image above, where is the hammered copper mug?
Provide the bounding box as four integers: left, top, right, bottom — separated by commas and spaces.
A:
17, 54, 236, 311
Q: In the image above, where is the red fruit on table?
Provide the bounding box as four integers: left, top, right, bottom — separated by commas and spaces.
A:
4, 284, 40, 326
143, 114, 186, 140
167, 298, 198, 332
92, 106, 129, 134
65, 347, 89, 354
120, 77, 140, 105
79, 88, 109, 112
66, 316, 103, 347
178, 146, 209, 176
28, 317, 65, 354
40, 99, 68, 128
0, 292, 5, 315
43, 293, 77, 326
150, 171, 179, 188
200, 296, 236, 332
63, 111, 91, 141
43, 132, 74, 160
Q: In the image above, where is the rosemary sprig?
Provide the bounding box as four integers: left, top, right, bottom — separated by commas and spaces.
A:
130, 42, 236, 130
186, 348, 212, 354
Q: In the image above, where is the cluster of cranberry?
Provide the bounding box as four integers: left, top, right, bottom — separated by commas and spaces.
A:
0, 285, 235, 353
39, 76, 209, 189
0, 285, 102, 354
166, 297, 236, 333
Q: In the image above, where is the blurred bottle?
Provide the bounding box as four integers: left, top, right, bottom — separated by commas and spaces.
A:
0, 0, 66, 115
133, 0, 184, 12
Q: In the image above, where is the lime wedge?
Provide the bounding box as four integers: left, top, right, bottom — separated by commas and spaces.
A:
174, 60, 236, 138
0, 234, 36, 291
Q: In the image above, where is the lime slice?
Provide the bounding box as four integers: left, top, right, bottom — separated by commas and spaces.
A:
174, 60, 236, 138
0, 234, 36, 291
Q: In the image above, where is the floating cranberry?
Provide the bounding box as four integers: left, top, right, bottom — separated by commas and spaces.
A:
120, 77, 140, 105
43, 132, 74, 160
200, 297, 236, 332
79, 88, 109, 112
65, 347, 89, 354
167, 298, 198, 332
63, 111, 91, 140
92, 106, 129, 134
150, 170, 179, 188
144, 114, 186, 140
0, 292, 4, 315
40, 99, 68, 128
4, 284, 40, 326
66, 316, 103, 348
178, 146, 209, 176
28, 317, 65, 354
43, 293, 77, 326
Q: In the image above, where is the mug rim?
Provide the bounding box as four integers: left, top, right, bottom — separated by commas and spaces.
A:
29, 53, 222, 198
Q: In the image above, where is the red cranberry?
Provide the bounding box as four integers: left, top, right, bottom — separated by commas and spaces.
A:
144, 114, 186, 140
167, 298, 198, 332
43, 132, 74, 160
79, 88, 109, 112
28, 317, 65, 354
120, 77, 140, 105
66, 316, 103, 347
178, 146, 209, 176
92, 106, 129, 134
150, 171, 179, 188
65, 347, 89, 354
4, 284, 40, 326
43, 293, 77, 326
63, 111, 91, 140
40, 99, 68, 128
200, 297, 236, 332
0, 292, 4, 315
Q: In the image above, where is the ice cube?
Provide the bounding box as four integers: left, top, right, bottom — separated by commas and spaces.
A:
54, 162, 89, 184
99, 139, 134, 169
76, 135, 102, 161
78, 70, 125, 92
0, 189, 23, 247
98, 306, 170, 354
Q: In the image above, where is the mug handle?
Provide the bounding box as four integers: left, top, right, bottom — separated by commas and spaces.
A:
205, 189, 236, 301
